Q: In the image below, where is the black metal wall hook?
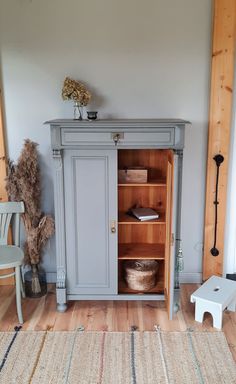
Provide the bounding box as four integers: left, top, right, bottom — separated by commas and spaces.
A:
210, 154, 224, 256
213, 154, 224, 167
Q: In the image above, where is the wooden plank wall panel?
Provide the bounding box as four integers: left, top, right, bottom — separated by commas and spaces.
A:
0, 87, 14, 285
203, 0, 236, 280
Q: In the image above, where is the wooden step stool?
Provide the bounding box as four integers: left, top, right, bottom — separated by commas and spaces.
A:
190, 276, 236, 329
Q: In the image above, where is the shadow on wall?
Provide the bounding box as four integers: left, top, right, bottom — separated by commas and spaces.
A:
82, 80, 107, 110
181, 120, 208, 277
39, 151, 56, 275
82, 81, 121, 119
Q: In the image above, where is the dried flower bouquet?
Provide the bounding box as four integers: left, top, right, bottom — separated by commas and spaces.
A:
5, 140, 55, 295
62, 77, 91, 106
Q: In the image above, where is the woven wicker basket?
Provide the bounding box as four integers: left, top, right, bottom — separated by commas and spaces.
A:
124, 260, 159, 291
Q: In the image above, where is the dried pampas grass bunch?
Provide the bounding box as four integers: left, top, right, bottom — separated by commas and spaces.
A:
5, 140, 55, 294
62, 76, 91, 106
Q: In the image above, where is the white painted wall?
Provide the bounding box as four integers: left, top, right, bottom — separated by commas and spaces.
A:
224, 62, 236, 276
0, 0, 212, 282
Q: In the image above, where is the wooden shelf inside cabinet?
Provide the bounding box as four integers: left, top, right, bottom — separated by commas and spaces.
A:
118, 243, 165, 260
118, 179, 166, 187
118, 278, 164, 294
118, 211, 165, 224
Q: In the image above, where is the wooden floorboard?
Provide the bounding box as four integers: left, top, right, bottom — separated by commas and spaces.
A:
0, 284, 235, 360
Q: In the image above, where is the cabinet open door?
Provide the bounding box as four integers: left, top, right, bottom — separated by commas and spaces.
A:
165, 152, 179, 319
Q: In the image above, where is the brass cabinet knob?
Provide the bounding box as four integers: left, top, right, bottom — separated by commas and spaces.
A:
111, 132, 124, 145
112, 133, 120, 145
110, 220, 116, 233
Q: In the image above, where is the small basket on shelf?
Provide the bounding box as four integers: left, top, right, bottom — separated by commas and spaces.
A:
124, 260, 159, 292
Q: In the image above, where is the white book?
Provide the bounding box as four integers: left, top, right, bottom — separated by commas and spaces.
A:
130, 208, 159, 221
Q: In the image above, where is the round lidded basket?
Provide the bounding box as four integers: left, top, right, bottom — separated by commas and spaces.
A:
124, 260, 159, 291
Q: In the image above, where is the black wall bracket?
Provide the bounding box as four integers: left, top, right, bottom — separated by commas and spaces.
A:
210, 154, 224, 256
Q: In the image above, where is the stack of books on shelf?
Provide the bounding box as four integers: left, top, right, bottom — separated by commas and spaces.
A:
129, 207, 159, 222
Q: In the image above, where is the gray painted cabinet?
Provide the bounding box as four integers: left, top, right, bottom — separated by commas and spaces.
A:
47, 119, 189, 319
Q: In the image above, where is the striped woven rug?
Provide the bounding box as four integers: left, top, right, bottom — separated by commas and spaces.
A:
0, 329, 235, 383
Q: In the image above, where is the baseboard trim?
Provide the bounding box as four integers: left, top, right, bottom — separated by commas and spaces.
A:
226, 273, 236, 281
179, 272, 202, 284
47, 272, 202, 285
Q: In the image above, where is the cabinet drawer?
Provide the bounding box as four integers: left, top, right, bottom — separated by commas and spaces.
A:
120, 129, 174, 146
61, 129, 114, 146
61, 128, 175, 147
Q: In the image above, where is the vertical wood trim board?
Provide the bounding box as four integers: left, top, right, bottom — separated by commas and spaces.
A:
203, 0, 236, 280
0, 87, 14, 285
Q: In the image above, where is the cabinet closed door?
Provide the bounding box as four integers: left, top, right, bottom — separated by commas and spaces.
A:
64, 149, 117, 295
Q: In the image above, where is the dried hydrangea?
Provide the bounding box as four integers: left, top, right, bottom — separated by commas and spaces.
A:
62, 77, 91, 106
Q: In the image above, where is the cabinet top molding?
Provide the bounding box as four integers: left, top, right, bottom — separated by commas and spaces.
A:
45, 118, 190, 128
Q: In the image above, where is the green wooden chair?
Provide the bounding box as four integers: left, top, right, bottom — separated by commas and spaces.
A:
0, 202, 25, 324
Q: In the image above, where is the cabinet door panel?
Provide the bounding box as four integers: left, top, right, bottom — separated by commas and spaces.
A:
64, 149, 117, 294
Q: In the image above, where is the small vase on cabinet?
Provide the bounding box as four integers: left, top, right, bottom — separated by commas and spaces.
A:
73, 102, 83, 120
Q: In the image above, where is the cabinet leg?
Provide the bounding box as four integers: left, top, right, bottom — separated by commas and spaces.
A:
56, 287, 67, 312
174, 302, 180, 313
174, 289, 180, 313
57, 302, 67, 312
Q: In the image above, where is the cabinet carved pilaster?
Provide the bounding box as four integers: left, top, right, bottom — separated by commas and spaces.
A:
52, 149, 67, 312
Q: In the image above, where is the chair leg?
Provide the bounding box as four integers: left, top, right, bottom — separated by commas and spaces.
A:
20, 268, 25, 299
15, 266, 23, 324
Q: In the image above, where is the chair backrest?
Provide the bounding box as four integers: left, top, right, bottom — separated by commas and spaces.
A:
0, 202, 25, 246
